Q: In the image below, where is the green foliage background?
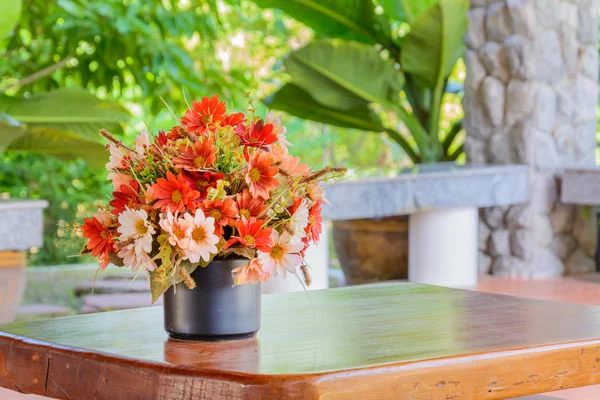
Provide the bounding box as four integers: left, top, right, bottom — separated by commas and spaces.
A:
2, 0, 417, 266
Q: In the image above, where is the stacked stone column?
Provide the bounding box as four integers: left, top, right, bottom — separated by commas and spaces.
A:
464, 0, 599, 277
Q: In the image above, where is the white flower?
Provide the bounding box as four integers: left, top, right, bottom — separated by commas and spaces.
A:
117, 243, 157, 272
181, 212, 219, 263
257, 230, 303, 278
287, 200, 309, 243
135, 129, 151, 156
117, 207, 155, 256
266, 111, 290, 151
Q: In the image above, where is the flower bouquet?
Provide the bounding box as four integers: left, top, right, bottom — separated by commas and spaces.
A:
79, 94, 344, 340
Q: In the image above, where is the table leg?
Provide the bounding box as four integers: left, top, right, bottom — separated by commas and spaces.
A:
409, 207, 478, 288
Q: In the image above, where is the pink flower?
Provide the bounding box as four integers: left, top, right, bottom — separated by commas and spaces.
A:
257, 230, 303, 278
107, 172, 135, 190
135, 130, 151, 156
232, 258, 270, 285
159, 211, 190, 249
117, 243, 157, 272
106, 144, 128, 170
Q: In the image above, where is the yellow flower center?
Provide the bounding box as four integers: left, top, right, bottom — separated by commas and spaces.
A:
100, 230, 109, 240
174, 228, 186, 240
171, 190, 183, 203
193, 156, 206, 168
192, 226, 207, 242
239, 209, 251, 219
243, 234, 255, 245
270, 245, 284, 260
196, 180, 209, 192
135, 219, 148, 235
249, 168, 262, 183
209, 209, 222, 220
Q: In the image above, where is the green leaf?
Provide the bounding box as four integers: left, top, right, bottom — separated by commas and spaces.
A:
149, 239, 226, 304
0, 87, 129, 140
400, 0, 468, 89
0, 88, 129, 168
0, 0, 22, 39
285, 39, 404, 111
251, 0, 380, 43
0, 116, 26, 152
264, 83, 385, 132
6, 129, 108, 169
381, 0, 438, 23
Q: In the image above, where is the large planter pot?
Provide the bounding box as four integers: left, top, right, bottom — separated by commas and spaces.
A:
0, 200, 48, 323
332, 216, 409, 284
163, 258, 261, 341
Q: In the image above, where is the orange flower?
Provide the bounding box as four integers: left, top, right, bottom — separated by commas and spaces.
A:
232, 258, 270, 285
245, 151, 279, 200
306, 201, 323, 242
225, 217, 273, 252
224, 112, 245, 129
172, 137, 218, 170
181, 95, 227, 134
235, 188, 267, 219
236, 119, 278, 148
151, 171, 200, 213
199, 197, 238, 236
82, 216, 115, 270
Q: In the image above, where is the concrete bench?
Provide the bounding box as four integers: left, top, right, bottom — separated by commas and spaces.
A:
323, 164, 529, 288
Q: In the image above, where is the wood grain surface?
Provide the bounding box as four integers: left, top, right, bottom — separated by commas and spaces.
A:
3, 283, 600, 399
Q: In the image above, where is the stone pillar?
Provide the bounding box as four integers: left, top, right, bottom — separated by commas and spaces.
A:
464, 0, 599, 277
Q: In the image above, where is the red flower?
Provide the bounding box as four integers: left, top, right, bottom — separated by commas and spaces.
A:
299, 236, 311, 258
82, 216, 115, 270
236, 119, 278, 149
151, 171, 200, 212
306, 201, 323, 242
224, 112, 245, 129
225, 217, 273, 252
172, 137, 218, 170
245, 151, 279, 200
287, 197, 302, 216
110, 181, 141, 215
199, 198, 238, 236
181, 95, 227, 134
182, 171, 224, 200
155, 130, 168, 147
236, 188, 267, 219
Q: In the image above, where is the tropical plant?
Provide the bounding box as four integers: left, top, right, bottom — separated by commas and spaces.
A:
0, 0, 129, 167
254, 0, 469, 163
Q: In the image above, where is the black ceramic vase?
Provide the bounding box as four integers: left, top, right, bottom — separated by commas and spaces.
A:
163, 258, 261, 341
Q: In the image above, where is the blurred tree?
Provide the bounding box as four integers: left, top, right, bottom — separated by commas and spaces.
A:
0, 0, 305, 115
254, 0, 468, 163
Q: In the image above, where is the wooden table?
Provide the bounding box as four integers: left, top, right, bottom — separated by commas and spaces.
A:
2, 283, 600, 399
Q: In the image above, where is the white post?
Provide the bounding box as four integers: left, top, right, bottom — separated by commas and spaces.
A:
409, 207, 478, 288
261, 224, 330, 294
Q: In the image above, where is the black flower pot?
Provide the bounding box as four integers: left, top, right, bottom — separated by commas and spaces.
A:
163, 258, 261, 341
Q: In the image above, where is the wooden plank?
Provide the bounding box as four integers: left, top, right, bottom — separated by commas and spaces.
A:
3, 283, 600, 399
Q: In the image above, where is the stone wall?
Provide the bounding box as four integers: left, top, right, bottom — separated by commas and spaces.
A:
464, 0, 599, 277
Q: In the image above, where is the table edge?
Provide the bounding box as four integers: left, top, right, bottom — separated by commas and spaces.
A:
3, 329, 600, 399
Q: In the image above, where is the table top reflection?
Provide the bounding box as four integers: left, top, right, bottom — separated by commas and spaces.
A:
3, 282, 600, 399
